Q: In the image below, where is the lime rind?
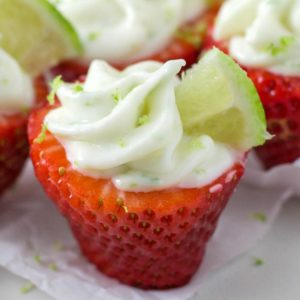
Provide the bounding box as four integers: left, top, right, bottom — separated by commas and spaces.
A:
176, 48, 268, 151
31, 0, 83, 55
209, 49, 268, 149
0, 0, 83, 76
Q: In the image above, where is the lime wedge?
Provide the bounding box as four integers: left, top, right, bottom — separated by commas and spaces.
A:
0, 0, 83, 76
176, 48, 268, 150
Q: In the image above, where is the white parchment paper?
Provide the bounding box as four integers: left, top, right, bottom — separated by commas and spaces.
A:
0, 163, 291, 300
245, 153, 300, 196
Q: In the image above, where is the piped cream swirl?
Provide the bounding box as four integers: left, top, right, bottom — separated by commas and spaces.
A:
45, 60, 237, 192
0, 48, 34, 114
52, 0, 207, 64
214, 0, 300, 76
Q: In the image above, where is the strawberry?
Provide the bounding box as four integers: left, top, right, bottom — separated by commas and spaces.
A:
29, 104, 244, 289
244, 68, 300, 169
0, 113, 28, 196
204, 30, 300, 169
0, 76, 48, 197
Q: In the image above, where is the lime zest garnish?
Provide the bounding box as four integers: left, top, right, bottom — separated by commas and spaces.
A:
189, 138, 204, 150
88, 31, 101, 42
252, 257, 264, 267
137, 114, 149, 127
129, 183, 138, 188
34, 124, 48, 144
0, 0, 83, 76
33, 255, 42, 264
47, 75, 63, 105
20, 282, 36, 294
112, 90, 121, 103
73, 83, 83, 93
251, 212, 267, 223
266, 36, 295, 56
118, 138, 126, 148
48, 263, 59, 271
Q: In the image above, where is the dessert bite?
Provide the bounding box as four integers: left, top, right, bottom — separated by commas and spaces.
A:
50, 0, 221, 81
0, 0, 82, 196
0, 49, 35, 196
28, 49, 267, 288
205, 0, 300, 169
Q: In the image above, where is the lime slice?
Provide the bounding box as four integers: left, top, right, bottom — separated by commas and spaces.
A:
176, 48, 268, 150
0, 0, 83, 76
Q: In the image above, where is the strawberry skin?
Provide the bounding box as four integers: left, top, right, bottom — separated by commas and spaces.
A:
0, 76, 48, 197
0, 113, 28, 196
245, 69, 300, 169
204, 29, 300, 169
29, 104, 244, 289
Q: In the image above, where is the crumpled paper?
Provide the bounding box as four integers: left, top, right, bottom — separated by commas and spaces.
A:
244, 153, 300, 196
0, 162, 291, 300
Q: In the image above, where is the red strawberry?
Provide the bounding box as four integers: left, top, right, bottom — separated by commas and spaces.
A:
204, 29, 300, 169
0, 77, 48, 197
244, 68, 300, 169
29, 104, 244, 289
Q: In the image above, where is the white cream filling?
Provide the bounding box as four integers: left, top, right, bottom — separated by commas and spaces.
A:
0, 48, 34, 114
214, 0, 300, 76
45, 59, 238, 192
52, 0, 207, 63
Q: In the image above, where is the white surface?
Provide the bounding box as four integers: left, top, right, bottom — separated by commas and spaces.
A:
0, 163, 292, 300
1, 196, 299, 300
245, 153, 300, 196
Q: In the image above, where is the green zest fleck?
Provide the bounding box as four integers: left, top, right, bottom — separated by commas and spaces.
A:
47, 75, 63, 105
88, 31, 101, 42
20, 282, 35, 294
118, 138, 126, 148
73, 83, 83, 93
252, 257, 264, 267
195, 168, 205, 175
58, 167, 66, 176
112, 90, 121, 103
48, 263, 59, 271
266, 36, 295, 56
137, 114, 149, 127
252, 212, 267, 223
34, 124, 48, 144
130, 183, 138, 189
189, 139, 204, 150
33, 255, 41, 264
